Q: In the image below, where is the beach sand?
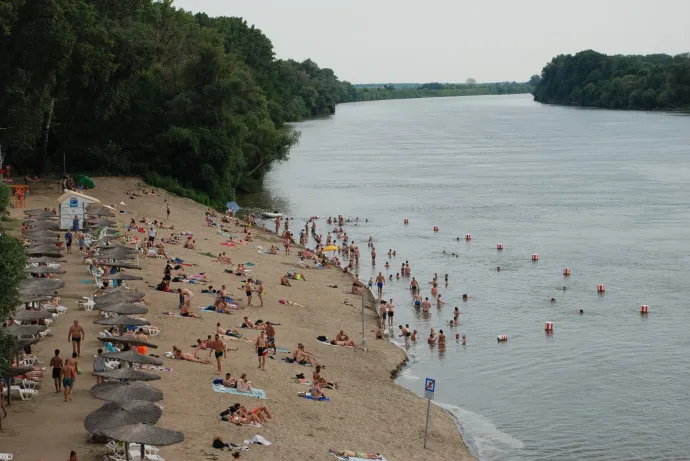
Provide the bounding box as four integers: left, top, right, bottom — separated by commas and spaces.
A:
2, 177, 475, 461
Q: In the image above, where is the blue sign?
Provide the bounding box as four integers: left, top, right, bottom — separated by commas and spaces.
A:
69, 196, 79, 207
425, 378, 435, 393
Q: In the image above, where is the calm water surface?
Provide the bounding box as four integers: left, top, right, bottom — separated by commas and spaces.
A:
244, 94, 690, 461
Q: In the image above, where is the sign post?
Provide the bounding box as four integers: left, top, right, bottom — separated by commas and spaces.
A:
424, 378, 435, 449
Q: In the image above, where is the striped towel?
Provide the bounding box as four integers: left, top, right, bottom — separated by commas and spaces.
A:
212, 384, 267, 399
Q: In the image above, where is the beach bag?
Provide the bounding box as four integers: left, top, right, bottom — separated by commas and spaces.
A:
212, 378, 224, 385
316, 335, 328, 342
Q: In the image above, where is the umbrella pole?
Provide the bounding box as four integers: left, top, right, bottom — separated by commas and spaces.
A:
126, 442, 130, 461
141, 443, 145, 460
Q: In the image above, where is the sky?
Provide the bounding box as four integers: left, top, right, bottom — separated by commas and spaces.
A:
174, 0, 690, 84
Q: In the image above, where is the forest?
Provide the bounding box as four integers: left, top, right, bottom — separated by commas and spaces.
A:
533, 50, 690, 110
0, 0, 533, 206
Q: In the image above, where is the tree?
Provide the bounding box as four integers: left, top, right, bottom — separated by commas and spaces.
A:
0, 182, 9, 214
0, 234, 24, 375
528, 74, 541, 86
465, 77, 477, 85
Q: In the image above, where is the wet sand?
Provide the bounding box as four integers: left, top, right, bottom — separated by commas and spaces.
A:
2, 177, 474, 461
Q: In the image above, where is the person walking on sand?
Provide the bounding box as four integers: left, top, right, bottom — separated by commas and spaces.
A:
255, 330, 268, 370
209, 334, 227, 375
94, 349, 106, 383
375, 272, 385, 298
61, 361, 76, 402
166, 203, 171, 220
244, 279, 254, 307
68, 320, 85, 356
265, 321, 277, 355
256, 279, 264, 307
50, 349, 63, 392
64, 229, 73, 254
274, 217, 281, 234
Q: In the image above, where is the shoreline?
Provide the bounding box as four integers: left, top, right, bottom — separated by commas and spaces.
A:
3, 177, 475, 461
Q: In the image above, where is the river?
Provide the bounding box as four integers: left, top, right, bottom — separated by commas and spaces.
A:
243, 94, 690, 461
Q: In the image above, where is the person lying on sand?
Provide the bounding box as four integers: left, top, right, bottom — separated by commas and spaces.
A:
280, 275, 292, 287
217, 322, 241, 337
335, 330, 349, 342
328, 449, 383, 460
173, 346, 209, 363
235, 404, 272, 423
240, 317, 267, 330
286, 272, 306, 281
330, 338, 363, 349
279, 299, 304, 307
293, 343, 317, 366
218, 253, 233, 264
229, 412, 261, 426
180, 304, 200, 318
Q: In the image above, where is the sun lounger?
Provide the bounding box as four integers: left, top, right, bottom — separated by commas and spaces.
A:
3, 385, 37, 401
0, 454, 14, 460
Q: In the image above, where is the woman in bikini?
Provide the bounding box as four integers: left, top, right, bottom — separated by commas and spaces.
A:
235, 373, 254, 393
328, 449, 382, 460
173, 346, 209, 363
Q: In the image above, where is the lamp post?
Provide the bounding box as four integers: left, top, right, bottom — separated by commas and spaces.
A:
361, 293, 366, 349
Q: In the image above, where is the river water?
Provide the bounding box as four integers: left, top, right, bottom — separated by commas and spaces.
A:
243, 94, 690, 461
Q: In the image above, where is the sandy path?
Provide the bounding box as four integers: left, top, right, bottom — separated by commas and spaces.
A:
1, 177, 474, 461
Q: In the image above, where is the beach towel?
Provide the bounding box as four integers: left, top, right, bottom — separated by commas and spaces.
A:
79, 280, 95, 284
139, 365, 173, 372
212, 383, 267, 399
244, 435, 272, 446
330, 452, 387, 461
275, 346, 290, 353
281, 357, 313, 367
293, 379, 313, 385
162, 312, 196, 319
297, 392, 330, 401
220, 242, 237, 247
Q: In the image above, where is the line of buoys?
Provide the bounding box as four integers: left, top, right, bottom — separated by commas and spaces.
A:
544, 322, 554, 331
532, 254, 539, 261
433, 226, 439, 232
563, 268, 571, 276
497, 334, 508, 342
640, 305, 649, 314
597, 284, 606, 293
465, 233, 472, 241
496, 243, 503, 250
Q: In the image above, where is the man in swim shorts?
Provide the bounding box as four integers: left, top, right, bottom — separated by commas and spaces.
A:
265, 322, 277, 355
255, 330, 268, 370
209, 334, 227, 375
375, 272, 385, 298
49, 349, 63, 392
244, 279, 254, 307
61, 361, 76, 402
68, 320, 85, 356
410, 277, 419, 293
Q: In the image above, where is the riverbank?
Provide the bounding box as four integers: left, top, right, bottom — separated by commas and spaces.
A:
2, 177, 475, 461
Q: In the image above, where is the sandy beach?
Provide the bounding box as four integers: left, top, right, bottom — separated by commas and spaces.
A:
2, 177, 474, 461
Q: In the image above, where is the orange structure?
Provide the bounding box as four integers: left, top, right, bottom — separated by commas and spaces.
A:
10, 185, 28, 208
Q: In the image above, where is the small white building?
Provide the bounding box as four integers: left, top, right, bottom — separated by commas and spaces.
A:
57, 190, 100, 230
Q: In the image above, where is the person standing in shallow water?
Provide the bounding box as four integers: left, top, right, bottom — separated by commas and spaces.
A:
371, 246, 376, 264
375, 272, 385, 298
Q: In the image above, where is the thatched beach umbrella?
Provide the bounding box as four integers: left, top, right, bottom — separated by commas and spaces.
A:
101, 350, 163, 366
98, 303, 148, 315
27, 256, 66, 264
98, 245, 138, 255
23, 211, 56, 218
97, 335, 158, 349
24, 247, 63, 257
94, 316, 150, 327
26, 222, 59, 231
98, 423, 183, 461
94, 291, 146, 304
103, 273, 144, 282
15, 337, 42, 348
25, 235, 61, 243
19, 278, 65, 293
25, 266, 66, 275
92, 368, 161, 382
4, 323, 47, 338
90, 381, 163, 403
11, 309, 54, 322
87, 207, 116, 217
94, 285, 131, 294
18, 293, 51, 304
3, 366, 34, 377
86, 219, 118, 227
84, 400, 162, 435
97, 261, 140, 270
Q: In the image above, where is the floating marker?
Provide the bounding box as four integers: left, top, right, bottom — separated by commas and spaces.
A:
532, 254, 539, 261
640, 305, 649, 314
496, 243, 504, 250
544, 322, 554, 331
597, 284, 606, 293
563, 268, 571, 276
465, 234, 472, 241
433, 226, 439, 232
497, 334, 508, 342
404, 218, 409, 224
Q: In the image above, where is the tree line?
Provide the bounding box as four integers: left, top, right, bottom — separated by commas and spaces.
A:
0, 182, 22, 376
0, 0, 533, 206
533, 50, 690, 110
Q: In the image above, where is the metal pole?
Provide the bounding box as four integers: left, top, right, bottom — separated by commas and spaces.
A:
361, 294, 366, 349
423, 397, 431, 449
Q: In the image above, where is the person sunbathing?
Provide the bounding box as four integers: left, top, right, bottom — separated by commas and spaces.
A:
330, 338, 363, 349
313, 365, 338, 389
280, 275, 292, 287
183, 237, 196, 249
279, 299, 304, 307
229, 412, 261, 426
218, 253, 233, 264
222, 372, 237, 388
335, 330, 349, 342
310, 383, 327, 400
328, 449, 382, 460
235, 373, 254, 393
173, 346, 209, 363
179, 304, 200, 318
236, 404, 272, 423
267, 245, 278, 255
217, 323, 241, 337
287, 272, 306, 281
293, 344, 317, 366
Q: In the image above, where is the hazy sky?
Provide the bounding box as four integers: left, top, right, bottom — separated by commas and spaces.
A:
175, 0, 690, 84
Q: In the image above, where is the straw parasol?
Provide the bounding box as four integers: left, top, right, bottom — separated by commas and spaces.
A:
4, 323, 47, 338
11, 309, 54, 322
98, 423, 183, 461
15, 337, 42, 348
26, 229, 61, 236
97, 303, 148, 315
25, 222, 59, 230
84, 400, 163, 435
3, 366, 34, 377
103, 273, 144, 281
98, 245, 138, 255
94, 316, 150, 327
98, 261, 141, 269
101, 350, 163, 366
25, 236, 61, 243
94, 285, 131, 294
87, 208, 116, 217
24, 212, 56, 218
24, 241, 61, 249
25, 266, 66, 275
18, 293, 51, 303
94, 291, 146, 304
27, 256, 66, 264
90, 381, 163, 403
92, 368, 161, 381
86, 219, 118, 227
24, 246, 64, 256
97, 335, 158, 349
19, 278, 65, 293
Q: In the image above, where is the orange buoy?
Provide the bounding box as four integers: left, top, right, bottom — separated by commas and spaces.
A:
544, 322, 554, 331
563, 268, 571, 276
404, 218, 409, 224
433, 226, 439, 232
532, 254, 539, 261
597, 284, 606, 293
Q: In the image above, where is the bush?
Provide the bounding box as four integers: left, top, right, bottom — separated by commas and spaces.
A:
0, 182, 10, 213
0, 234, 24, 374
144, 172, 223, 209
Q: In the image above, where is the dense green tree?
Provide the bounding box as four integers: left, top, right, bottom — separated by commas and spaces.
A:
534, 50, 690, 110
0, 182, 9, 213
0, 234, 24, 375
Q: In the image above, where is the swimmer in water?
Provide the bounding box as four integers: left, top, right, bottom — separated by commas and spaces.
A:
496, 266, 501, 272
462, 335, 467, 345
413, 293, 422, 307
436, 294, 444, 308
438, 330, 446, 346
454, 307, 460, 320
421, 297, 431, 312
428, 328, 437, 345
411, 330, 417, 341
396, 273, 400, 280
563, 286, 567, 291
551, 298, 556, 303
579, 309, 584, 314
462, 294, 468, 301
444, 273, 448, 284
